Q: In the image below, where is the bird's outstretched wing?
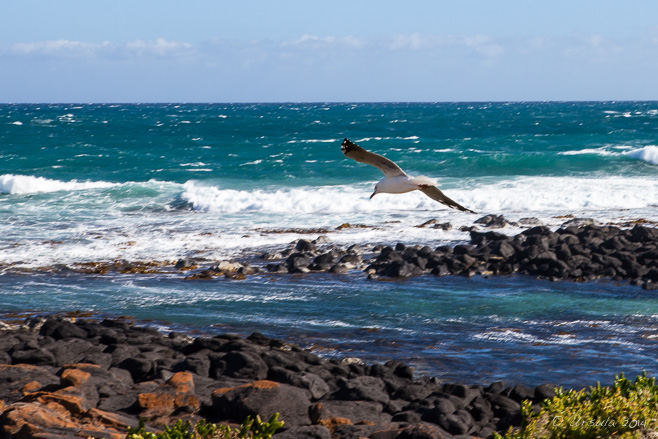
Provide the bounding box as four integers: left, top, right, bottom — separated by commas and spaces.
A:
341, 138, 406, 178
418, 185, 476, 214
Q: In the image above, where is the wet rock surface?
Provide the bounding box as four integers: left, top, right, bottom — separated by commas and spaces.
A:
250, 223, 658, 290
20, 219, 657, 291
0, 316, 559, 439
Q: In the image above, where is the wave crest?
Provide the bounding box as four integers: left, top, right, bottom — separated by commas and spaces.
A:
180, 176, 657, 215
626, 145, 658, 166
0, 174, 117, 195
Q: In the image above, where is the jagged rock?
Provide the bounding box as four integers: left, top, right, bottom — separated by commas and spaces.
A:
310, 400, 391, 426
296, 239, 317, 253
332, 376, 390, 405
211, 380, 312, 428
475, 214, 509, 228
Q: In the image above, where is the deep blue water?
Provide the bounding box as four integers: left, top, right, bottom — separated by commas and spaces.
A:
1, 102, 657, 386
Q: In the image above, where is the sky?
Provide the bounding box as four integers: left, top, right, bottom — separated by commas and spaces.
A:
1, 0, 658, 102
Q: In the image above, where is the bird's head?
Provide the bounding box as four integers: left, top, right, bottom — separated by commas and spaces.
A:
370, 184, 379, 199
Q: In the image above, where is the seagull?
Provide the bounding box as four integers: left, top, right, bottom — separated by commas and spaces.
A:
341, 138, 476, 213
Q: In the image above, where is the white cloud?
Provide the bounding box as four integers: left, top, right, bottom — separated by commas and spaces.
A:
124, 38, 194, 57
562, 34, 622, 59
282, 34, 367, 49
6, 38, 195, 60
10, 40, 102, 58
387, 33, 504, 58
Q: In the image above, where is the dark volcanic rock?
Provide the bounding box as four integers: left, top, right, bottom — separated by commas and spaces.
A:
361, 223, 658, 284
212, 380, 312, 428
475, 214, 509, 228
332, 376, 390, 405
0, 315, 628, 438
286, 253, 313, 272
383, 261, 423, 278
39, 318, 88, 340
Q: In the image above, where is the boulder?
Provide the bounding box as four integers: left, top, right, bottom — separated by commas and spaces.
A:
212, 380, 311, 428
310, 400, 391, 426
332, 376, 390, 405
39, 318, 88, 340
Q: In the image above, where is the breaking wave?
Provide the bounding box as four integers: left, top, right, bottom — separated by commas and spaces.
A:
558, 145, 658, 166
0, 174, 117, 195
625, 145, 658, 166
180, 175, 658, 215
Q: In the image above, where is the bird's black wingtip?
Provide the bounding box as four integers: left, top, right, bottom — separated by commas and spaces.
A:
340, 138, 359, 155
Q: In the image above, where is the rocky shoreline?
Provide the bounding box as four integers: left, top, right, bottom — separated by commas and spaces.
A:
1, 222, 656, 438
205, 220, 657, 290
14, 218, 657, 292
0, 315, 556, 439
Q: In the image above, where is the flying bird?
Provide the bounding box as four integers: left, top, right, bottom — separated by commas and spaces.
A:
341, 138, 475, 213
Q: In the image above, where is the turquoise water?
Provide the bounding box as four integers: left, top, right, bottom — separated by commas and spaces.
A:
1, 102, 658, 386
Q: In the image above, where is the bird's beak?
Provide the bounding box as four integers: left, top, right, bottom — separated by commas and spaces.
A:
370, 191, 377, 199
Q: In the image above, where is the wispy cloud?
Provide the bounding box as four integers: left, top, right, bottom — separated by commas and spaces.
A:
387, 33, 504, 58
5, 38, 195, 59
560, 33, 626, 61
2, 30, 656, 102
282, 34, 367, 49
10, 40, 102, 58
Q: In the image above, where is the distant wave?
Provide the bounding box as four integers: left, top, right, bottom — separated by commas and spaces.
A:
558, 145, 658, 166
558, 147, 619, 157
625, 145, 658, 165
180, 176, 657, 215
0, 174, 117, 195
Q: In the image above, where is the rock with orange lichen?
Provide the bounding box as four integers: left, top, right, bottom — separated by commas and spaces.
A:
166, 371, 195, 394
211, 379, 311, 429
20, 381, 44, 395
133, 371, 201, 423
0, 401, 125, 439
21, 391, 89, 416
0, 364, 60, 404
137, 392, 176, 417
0, 402, 79, 438
60, 368, 91, 387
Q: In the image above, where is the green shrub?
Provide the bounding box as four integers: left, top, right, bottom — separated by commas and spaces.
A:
124, 413, 284, 439
495, 372, 658, 439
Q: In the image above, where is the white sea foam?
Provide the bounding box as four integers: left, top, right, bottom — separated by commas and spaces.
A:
0, 174, 117, 195
180, 175, 657, 216
558, 145, 658, 166
287, 139, 336, 144
241, 159, 263, 165
625, 145, 658, 165
1, 173, 656, 271
558, 147, 617, 156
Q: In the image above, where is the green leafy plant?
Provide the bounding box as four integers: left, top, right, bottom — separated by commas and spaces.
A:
495, 372, 658, 439
124, 413, 284, 439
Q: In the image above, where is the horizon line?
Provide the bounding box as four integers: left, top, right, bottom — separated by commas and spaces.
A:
2, 99, 658, 105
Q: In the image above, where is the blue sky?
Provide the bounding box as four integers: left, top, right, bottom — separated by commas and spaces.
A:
1, 0, 658, 102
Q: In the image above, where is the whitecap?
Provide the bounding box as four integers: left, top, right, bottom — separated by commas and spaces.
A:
0, 174, 117, 195
558, 147, 617, 156
178, 175, 658, 216
180, 162, 208, 167
286, 139, 336, 144
625, 145, 658, 166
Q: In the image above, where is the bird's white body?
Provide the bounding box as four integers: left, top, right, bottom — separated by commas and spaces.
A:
374, 175, 437, 195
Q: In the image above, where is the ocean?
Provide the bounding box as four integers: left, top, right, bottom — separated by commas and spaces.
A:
1, 102, 657, 387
